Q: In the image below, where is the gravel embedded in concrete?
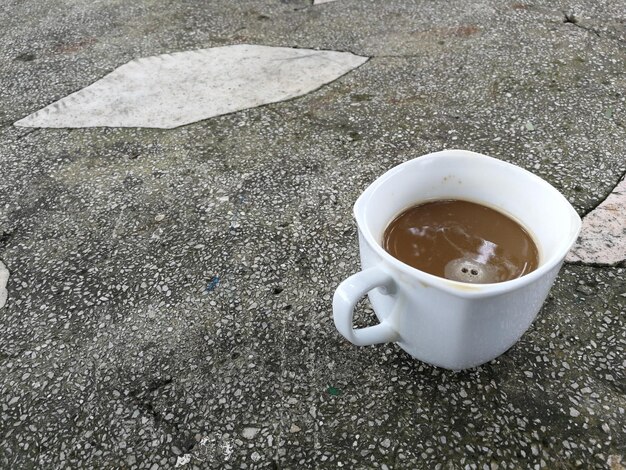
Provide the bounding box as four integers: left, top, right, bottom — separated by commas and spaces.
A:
1, 0, 625, 468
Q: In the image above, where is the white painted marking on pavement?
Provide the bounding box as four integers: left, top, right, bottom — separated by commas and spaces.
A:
15, 45, 368, 129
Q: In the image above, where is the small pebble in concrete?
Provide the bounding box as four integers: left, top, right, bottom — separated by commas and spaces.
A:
576, 285, 594, 295
175, 454, 191, 467
327, 386, 341, 396
242, 427, 260, 440
205, 275, 220, 292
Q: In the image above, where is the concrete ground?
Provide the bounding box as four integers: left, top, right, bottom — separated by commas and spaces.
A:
1, 0, 625, 468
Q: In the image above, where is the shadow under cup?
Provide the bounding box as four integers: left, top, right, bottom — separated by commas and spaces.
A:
342, 150, 582, 369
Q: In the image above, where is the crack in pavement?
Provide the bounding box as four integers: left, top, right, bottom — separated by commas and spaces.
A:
579, 166, 626, 219
563, 12, 601, 37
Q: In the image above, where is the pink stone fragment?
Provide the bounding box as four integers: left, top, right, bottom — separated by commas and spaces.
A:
566, 176, 626, 265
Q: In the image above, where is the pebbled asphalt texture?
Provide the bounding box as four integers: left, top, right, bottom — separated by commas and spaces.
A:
0, 0, 625, 468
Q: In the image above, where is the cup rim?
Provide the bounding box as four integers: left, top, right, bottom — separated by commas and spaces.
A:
354, 149, 582, 298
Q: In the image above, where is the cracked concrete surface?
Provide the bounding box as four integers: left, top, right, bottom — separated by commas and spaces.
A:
0, 0, 625, 469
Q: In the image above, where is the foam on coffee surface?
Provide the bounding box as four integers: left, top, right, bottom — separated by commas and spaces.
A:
383, 199, 539, 284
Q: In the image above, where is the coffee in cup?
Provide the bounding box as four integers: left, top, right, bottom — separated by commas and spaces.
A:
382, 199, 539, 284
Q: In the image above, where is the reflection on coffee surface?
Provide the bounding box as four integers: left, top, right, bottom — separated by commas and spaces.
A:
383, 200, 539, 284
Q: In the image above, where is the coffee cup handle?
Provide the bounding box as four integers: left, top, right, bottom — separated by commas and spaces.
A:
333, 266, 400, 346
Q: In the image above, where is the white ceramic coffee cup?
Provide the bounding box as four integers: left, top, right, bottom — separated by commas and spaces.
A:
333, 149, 581, 370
